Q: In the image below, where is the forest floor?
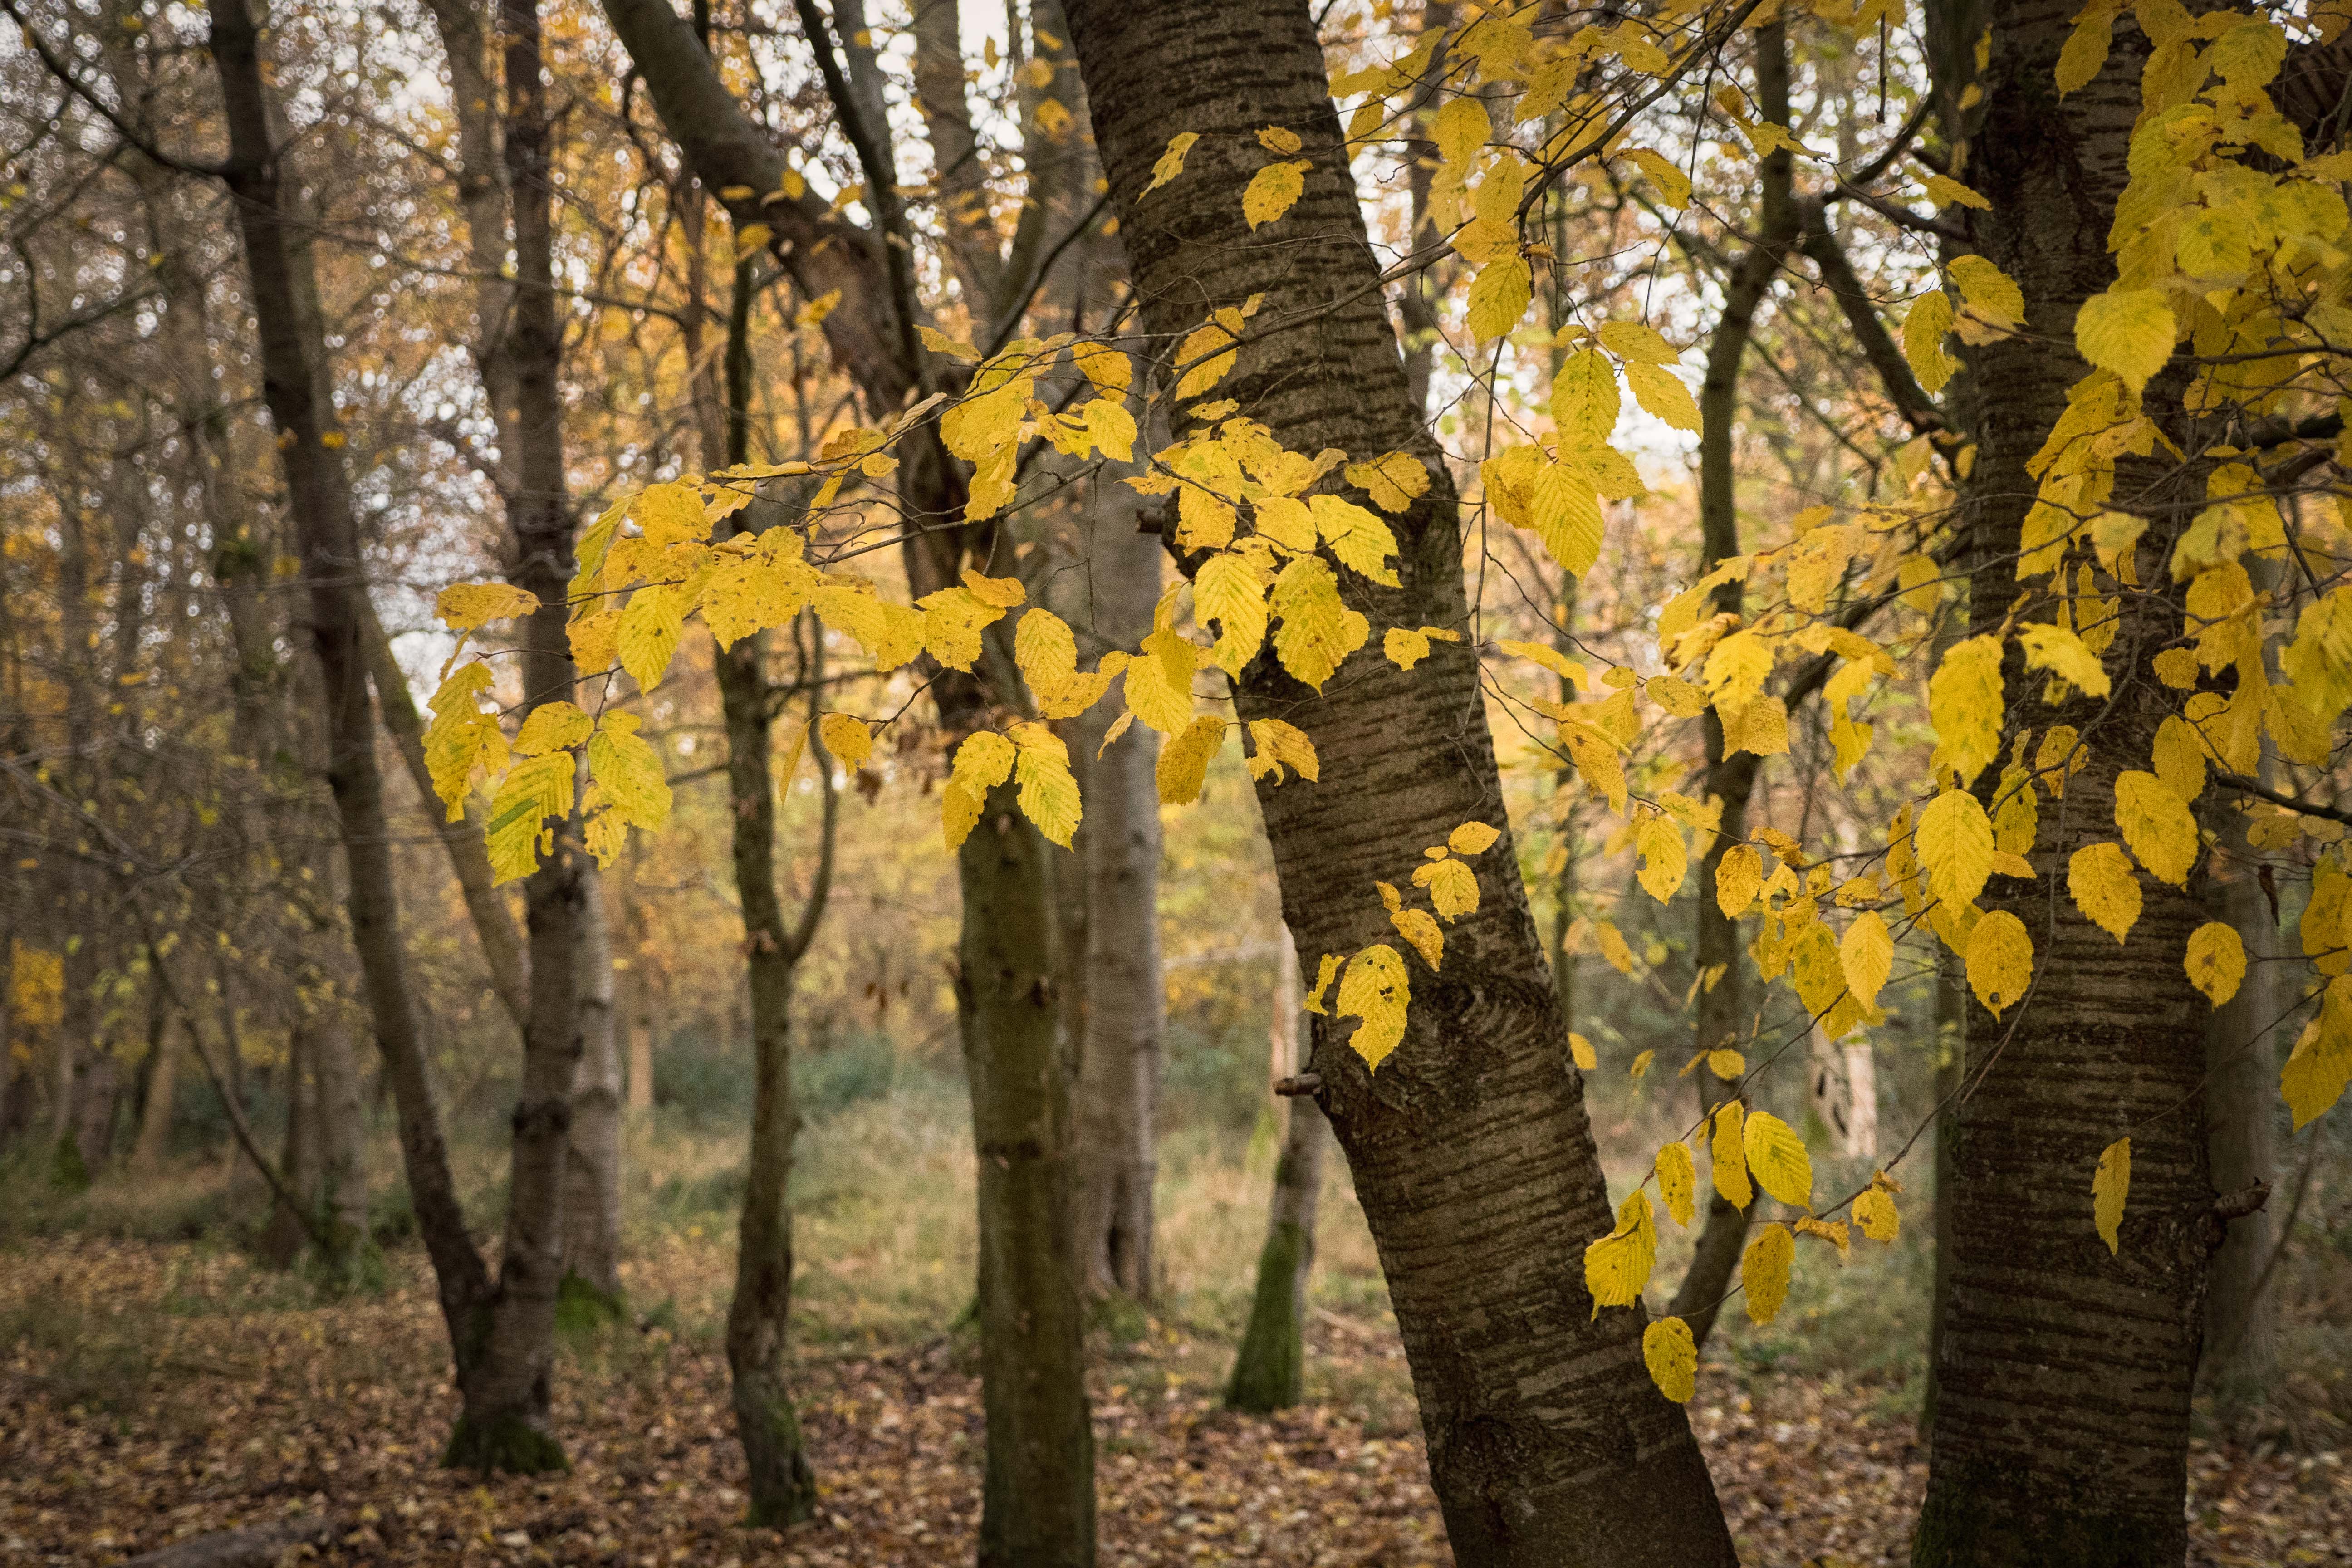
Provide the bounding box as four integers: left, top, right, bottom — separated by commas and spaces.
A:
3, 1233, 2348, 1568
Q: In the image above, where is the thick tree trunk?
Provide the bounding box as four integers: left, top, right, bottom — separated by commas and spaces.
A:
1226, 939, 1325, 1412
204, 0, 496, 1450
1063, 6, 1736, 1563
1915, 7, 2217, 1560
958, 779, 1095, 1568
1073, 477, 1164, 1301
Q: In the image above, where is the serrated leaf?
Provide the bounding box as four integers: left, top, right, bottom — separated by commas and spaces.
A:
1467, 254, 1532, 342
1929, 634, 2004, 787
1270, 554, 1369, 689
2282, 993, 2352, 1129
2185, 921, 2246, 1007
1012, 725, 1082, 848
1583, 1189, 1657, 1312
1337, 944, 1410, 1069
1244, 718, 1319, 783
1622, 146, 1690, 206
1392, 907, 1444, 970
1742, 1110, 1813, 1208
437, 581, 542, 632
1196, 549, 1271, 676
515, 699, 592, 759
1947, 254, 2024, 328
2115, 770, 2199, 884
1145, 131, 1198, 194
1903, 289, 1959, 395
1156, 714, 1226, 805
1637, 815, 1687, 902
1840, 910, 1893, 1009
1711, 1100, 1752, 1210
1411, 855, 1480, 921
1530, 460, 1604, 575
1625, 361, 1701, 431
2075, 289, 2175, 394
2067, 841, 2142, 942
1716, 843, 1763, 918
1918, 788, 1995, 909
1448, 820, 1500, 856
1643, 1316, 1697, 1402
617, 586, 683, 691
1656, 1140, 1696, 1227
587, 712, 670, 831
2019, 622, 2112, 697
1551, 349, 1620, 446
2094, 1136, 2130, 1254
1742, 1223, 1794, 1324
1966, 909, 2034, 1016
1852, 1183, 1900, 1242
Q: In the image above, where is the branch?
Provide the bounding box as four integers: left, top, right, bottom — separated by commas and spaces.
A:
1797, 201, 1945, 437
2215, 770, 2352, 827
0, 0, 226, 177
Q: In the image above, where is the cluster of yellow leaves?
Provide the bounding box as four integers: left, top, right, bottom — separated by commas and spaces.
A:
1310, 821, 1503, 1073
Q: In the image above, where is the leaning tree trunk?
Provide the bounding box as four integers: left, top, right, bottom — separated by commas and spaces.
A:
204, 0, 497, 1452
1063, 5, 1737, 1562
1226, 938, 1326, 1412
1915, 5, 2219, 1559
1073, 468, 1165, 1302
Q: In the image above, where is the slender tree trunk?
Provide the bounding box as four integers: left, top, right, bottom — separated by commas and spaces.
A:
204, 0, 497, 1448
959, 778, 1095, 1568
1226, 939, 1326, 1411
706, 252, 828, 1529
312, 1012, 368, 1254
1073, 469, 1164, 1301
1915, 7, 2218, 1559
562, 875, 624, 1302
1064, 6, 1736, 1562
2197, 814, 2282, 1416
1667, 20, 1798, 1357
131, 1005, 179, 1173
260, 1025, 319, 1268
1918, 951, 1967, 1446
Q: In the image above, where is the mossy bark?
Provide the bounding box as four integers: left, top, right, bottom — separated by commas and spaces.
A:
1225, 1107, 1324, 1413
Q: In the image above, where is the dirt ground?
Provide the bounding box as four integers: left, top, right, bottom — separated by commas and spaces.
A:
2, 1239, 2346, 1567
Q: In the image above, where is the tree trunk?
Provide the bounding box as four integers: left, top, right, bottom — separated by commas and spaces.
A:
1226, 938, 1326, 1412
204, 0, 497, 1453
1918, 951, 1967, 1447
1667, 19, 1798, 1358
958, 779, 1095, 1568
1073, 468, 1164, 1301
1915, 7, 2218, 1559
1063, 6, 1737, 1562
2196, 816, 2282, 1417
260, 1024, 320, 1269
131, 1003, 179, 1173
68, 1048, 118, 1179
562, 871, 625, 1303
312, 1013, 368, 1255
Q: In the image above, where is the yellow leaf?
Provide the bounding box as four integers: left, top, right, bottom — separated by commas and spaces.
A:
1245, 718, 1319, 783
1344, 451, 1431, 513
1529, 460, 1604, 577
1569, 1031, 1597, 1071
1621, 146, 1690, 206
630, 480, 710, 547
2074, 289, 2176, 394
2184, 921, 2246, 1008
1124, 626, 1200, 734
1625, 362, 1701, 431
1144, 131, 1198, 194
2055, 0, 2117, 93
1929, 634, 2004, 787
1309, 494, 1401, 586
1196, 549, 1271, 676
1242, 159, 1311, 229
514, 700, 592, 758
1156, 715, 1226, 805
1966, 909, 2035, 1016
484, 751, 576, 884
1256, 124, 1303, 154
437, 581, 541, 632
1630, 1049, 1654, 1079
1656, 1140, 1696, 1227
1903, 289, 1959, 395
422, 662, 507, 820
960, 568, 1026, 608
1337, 944, 1411, 1070
1742, 1223, 1794, 1325
1840, 910, 1893, 1009
1411, 856, 1480, 922
818, 712, 873, 770
1852, 1182, 1900, 1242
1947, 254, 2024, 328
1918, 788, 1995, 909
2018, 622, 2112, 697
1920, 172, 1990, 209
1643, 1316, 1697, 1403
2115, 769, 2200, 885
1551, 349, 1621, 447
1716, 843, 1763, 918
1012, 725, 1082, 848
587, 711, 671, 831
2093, 1136, 2130, 1254
1710, 1101, 1752, 1210
2282, 994, 2352, 1129
1466, 255, 1532, 342
1270, 555, 1369, 690
1385, 627, 1434, 670
1392, 907, 1444, 971
1583, 1189, 1658, 1312
1596, 919, 1636, 976
617, 586, 684, 692
1598, 320, 1680, 364
1015, 607, 1079, 694
1636, 815, 1687, 902
1304, 952, 1342, 1016
2067, 841, 2142, 942
1708, 1048, 1746, 1079
1448, 820, 1501, 856
1742, 1110, 1813, 1208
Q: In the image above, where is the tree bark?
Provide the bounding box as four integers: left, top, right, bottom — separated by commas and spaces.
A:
1073, 467, 1165, 1301
1667, 19, 1799, 1357
130, 1000, 179, 1173
1226, 938, 1325, 1412
1063, 5, 1737, 1562
958, 779, 1095, 1568
203, 0, 497, 1453
562, 872, 624, 1302
1915, 6, 2219, 1560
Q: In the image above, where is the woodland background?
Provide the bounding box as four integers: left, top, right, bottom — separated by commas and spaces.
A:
0, 0, 2350, 1562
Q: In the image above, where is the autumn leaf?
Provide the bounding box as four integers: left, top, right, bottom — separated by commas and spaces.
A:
1742, 1224, 1794, 1325
2184, 921, 2246, 1008
2094, 1137, 2131, 1254
1643, 1316, 1697, 1402
1741, 1111, 1813, 1208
